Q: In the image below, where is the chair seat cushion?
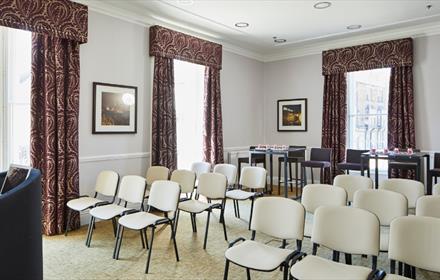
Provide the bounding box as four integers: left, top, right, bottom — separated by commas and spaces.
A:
302, 161, 331, 168
226, 190, 255, 200
67, 197, 103, 211
384, 274, 411, 280
290, 255, 372, 280
304, 212, 313, 238
380, 226, 390, 252
225, 240, 294, 271
90, 204, 127, 220
178, 199, 211, 213
118, 212, 162, 230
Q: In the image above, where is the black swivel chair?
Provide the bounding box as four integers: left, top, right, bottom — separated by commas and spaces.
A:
301, 148, 332, 189
388, 149, 421, 180
337, 149, 370, 176
277, 145, 306, 196
237, 146, 266, 182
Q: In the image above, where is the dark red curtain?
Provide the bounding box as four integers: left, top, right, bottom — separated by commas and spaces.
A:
31, 33, 80, 236
151, 57, 177, 170
321, 73, 347, 181
388, 66, 416, 150
203, 67, 224, 164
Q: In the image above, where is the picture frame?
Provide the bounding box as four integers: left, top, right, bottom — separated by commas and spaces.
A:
93, 82, 137, 134
277, 98, 307, 132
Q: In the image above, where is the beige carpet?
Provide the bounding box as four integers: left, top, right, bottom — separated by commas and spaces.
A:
44, 199, 438, 280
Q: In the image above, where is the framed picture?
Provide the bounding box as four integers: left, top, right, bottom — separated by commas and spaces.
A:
93, 82, 137, 134
277, 98, 307, 132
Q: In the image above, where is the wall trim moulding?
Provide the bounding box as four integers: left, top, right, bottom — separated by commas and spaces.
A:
79, 152, 150, 164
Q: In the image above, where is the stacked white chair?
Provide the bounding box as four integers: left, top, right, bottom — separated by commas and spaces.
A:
145, 166, 169, 197
385, 216, 440, 279
380, 179, 424, 211
213, 163, 237, 189
416, 195, 440, 219
66, 170, 119, 235
224, 197, 305, 280
114, 180, 180, 274
301, 184, 347, 238
176, 173, 228, 249
353, 189, 407, 252
290, 206, 382, 280
86, 175, 146, 247
333, 174, 373, 204
226, 166, 266, 229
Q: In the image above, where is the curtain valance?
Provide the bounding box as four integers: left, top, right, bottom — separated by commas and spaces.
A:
149, 25, 222, 70
0, 0, 88, 43
322, 38, 413, 75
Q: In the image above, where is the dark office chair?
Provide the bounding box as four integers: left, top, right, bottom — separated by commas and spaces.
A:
301, 148, 332, 188
428, 153, 440, 195
277, 145, 306, 196
337, 149, 370, 177
237, 146, 266, 182
388, 149, 421, 180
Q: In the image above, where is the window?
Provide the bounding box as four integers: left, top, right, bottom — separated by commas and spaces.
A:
0, 27, 32, 170
347, 68, 391, 171
174, 59, 205, 169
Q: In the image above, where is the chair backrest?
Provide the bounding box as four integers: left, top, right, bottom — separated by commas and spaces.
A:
198, 173, 227, 199
239, 166, 266, 190
379, 179, 424, 208
434, 183, 440, 196
310, 148, 332, 162
191, 162, 211, 179
301, 184, 347, 214
288, 145, 306, 158
353, 189, 408, 226
251, 197, 305, 241
94, 170, 119, 197
346, 149, 369, 164
389, 216, 440, 273
213, 164, 237, 185
312, 206, 380, 256
146, 166, 169, 186
170, 169, 196, 194
333, 174, 373, 203
416, 195, 440, 219
435, 153, 440, 169
117, 175, 147, 204
148, 180, 180, 212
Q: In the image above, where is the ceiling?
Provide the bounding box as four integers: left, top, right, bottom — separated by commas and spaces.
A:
78, 0, 440, 61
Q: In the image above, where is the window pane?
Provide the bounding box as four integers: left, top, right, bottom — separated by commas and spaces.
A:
174, 59, 205, 169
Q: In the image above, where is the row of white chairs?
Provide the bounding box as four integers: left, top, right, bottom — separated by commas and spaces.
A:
223, 196, 440, 280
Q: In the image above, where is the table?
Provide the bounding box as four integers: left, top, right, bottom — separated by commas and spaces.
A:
360, 152, 431, 190
249, 147, 306, 198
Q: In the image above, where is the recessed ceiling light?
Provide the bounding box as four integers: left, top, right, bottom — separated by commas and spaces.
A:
314, 1, 332, 9
274, 38, 287, 43
347, 24, 362, 30
235, 22, 249, 28
177, 0, 194, 5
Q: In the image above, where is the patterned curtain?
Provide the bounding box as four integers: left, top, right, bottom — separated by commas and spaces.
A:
203, 67, 224, 164
388, 66, 415, 150
321, 73, 347, 181
151, 57, 177, 170
31, 33, 80, 236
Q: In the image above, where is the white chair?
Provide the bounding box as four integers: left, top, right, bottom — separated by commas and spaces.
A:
145, 166, 169, 197
213, 163, 237, 189
66, 170, 119, 235
290, 206, 382, 280
433, 183, 440, 195
301, 184, 347, 238
386, 216, 440, 279
353, 189, 407, 252
380, 179, 424, 209
224, 197, 305, 280
114, 180, 180, 274
226, 166, 266, 229
170, 169, 196, 198
86, 175, 146, 247
176, 173, 228, 249
333, 174, 373, 204
416, 195, 440, 219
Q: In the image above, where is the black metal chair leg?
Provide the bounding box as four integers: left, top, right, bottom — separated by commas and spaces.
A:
144, 229, 149, 250
233, 199, 238, 217
193, 213, 197, 232
283, 262, 289, 280
170, 221, 179, 261
221, 207, 228, 241
248, 198, 255, 230
246, 268, 251, 280
236, 200, 241, 218
289, 162, 293, 192
174, 210, 180, 237
115, 227, 125, 260
223, 260, 230, 280
86, 216, 95, 247
310, 167, 314, 183
112, 224, 122, 259
145, 227, 155, 274
203, 211, 211, 250
65, 208, 71, 236
112, 218, 117, 237
140, 229, 145, 249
